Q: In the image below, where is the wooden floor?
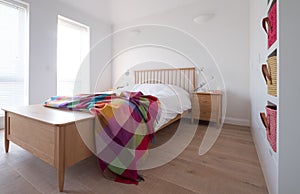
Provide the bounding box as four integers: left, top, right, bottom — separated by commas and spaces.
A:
0, 120, 268, 194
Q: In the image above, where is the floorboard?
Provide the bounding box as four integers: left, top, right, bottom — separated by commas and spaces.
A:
0, 120, 268, 194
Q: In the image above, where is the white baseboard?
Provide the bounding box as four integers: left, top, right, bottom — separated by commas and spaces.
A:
224, 117, 251, 127
0, 116, 3, 129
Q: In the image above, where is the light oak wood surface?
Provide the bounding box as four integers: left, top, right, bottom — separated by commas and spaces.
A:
0, 121, 268, 194
3, 104, 94, 125
192, 91, 222, 126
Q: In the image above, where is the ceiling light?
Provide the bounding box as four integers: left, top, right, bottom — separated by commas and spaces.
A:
193, 13, 215, 24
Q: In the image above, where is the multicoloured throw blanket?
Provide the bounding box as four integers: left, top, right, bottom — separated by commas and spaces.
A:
44, 92, 160, 184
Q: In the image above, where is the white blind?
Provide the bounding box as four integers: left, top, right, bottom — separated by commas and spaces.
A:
0, 0, 28, 115
57, 15, 90, 96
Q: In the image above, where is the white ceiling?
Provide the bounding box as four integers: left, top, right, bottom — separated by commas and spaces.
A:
56, 0, 199, 24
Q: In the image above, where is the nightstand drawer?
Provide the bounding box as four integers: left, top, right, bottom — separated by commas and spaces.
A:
197, 95, 211, 105
193, 95, 215, 110
199, 110, 211, 120
198, 108, 219, 120
192, 102, 211, 112
192, 95, 211, 108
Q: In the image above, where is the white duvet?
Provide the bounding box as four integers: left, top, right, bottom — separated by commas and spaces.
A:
129, 84, 191, 131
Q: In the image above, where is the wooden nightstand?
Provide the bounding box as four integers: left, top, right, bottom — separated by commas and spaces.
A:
191, 91, 222, 126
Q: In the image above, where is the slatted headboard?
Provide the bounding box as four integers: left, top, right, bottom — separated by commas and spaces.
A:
134, 67, 196, 93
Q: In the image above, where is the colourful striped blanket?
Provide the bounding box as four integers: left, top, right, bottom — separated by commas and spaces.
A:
44, 92, 160, 184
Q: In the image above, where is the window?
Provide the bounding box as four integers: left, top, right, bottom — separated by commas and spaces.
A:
0, 0, 28, 115
57, 15, 90, 96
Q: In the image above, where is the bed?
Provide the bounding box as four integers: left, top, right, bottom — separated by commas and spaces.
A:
3, 67, 195, 192
133, 68, 195, 131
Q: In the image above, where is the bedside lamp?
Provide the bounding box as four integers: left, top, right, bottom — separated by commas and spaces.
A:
194, 75, 214, 92
194, 82, 207, 92
115, 70, 131, 90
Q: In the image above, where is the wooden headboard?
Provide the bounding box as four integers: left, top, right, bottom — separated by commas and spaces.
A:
134, 67, 196, 93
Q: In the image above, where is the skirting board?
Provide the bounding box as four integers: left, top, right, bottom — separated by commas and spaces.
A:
224, 117, 250, 127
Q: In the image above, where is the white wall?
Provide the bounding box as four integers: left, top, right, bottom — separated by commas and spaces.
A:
249, 0, 278, 193
278, 1, 300, 193
23, 0, 112, 104
111, 0, 250, 126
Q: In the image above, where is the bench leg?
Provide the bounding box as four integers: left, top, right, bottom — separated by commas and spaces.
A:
4, 113, 10, 153
5, 139, 9, 153
56, 126, 65, 192
58, 168, 65, 192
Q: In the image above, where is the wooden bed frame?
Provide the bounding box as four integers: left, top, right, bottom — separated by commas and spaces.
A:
134, 67, 195, 93
3, 67, 195, 192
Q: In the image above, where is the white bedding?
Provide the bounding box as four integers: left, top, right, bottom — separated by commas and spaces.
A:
129, 84, 191, 131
